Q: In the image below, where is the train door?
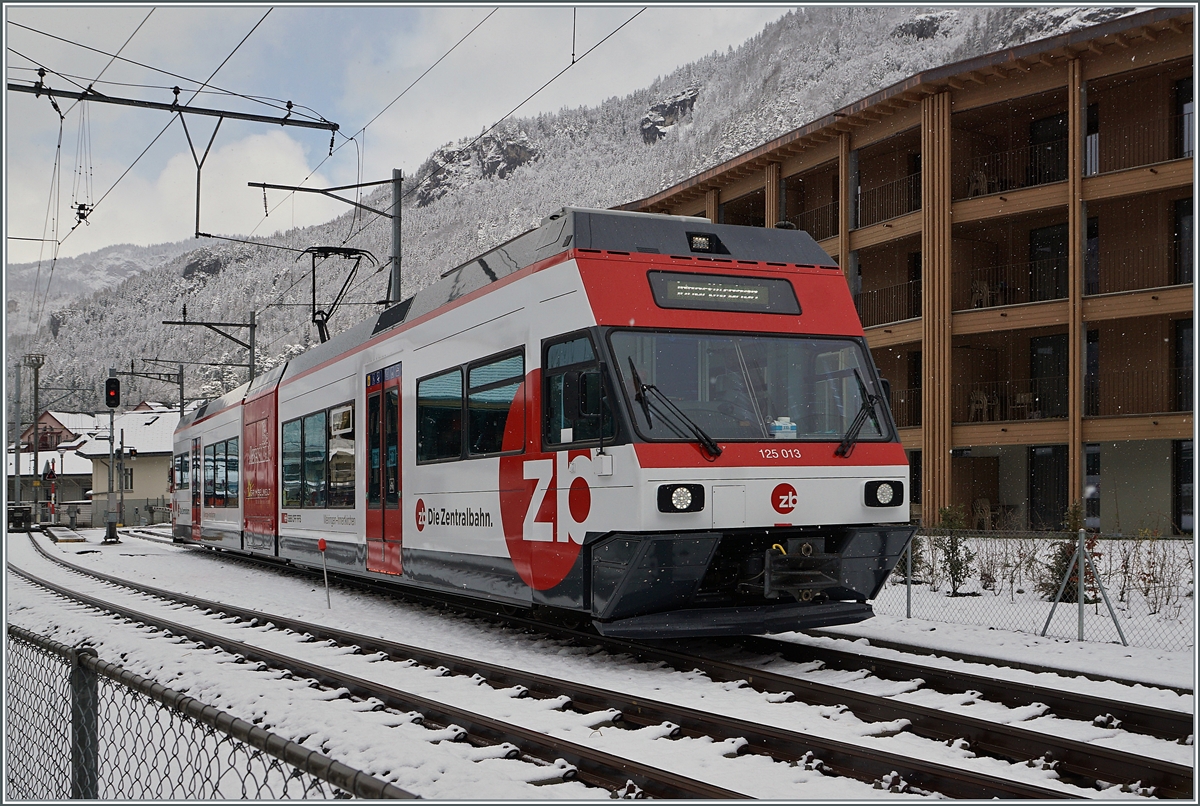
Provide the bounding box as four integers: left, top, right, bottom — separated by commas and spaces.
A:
190, 437, 202, 539
365, 362, 403, 574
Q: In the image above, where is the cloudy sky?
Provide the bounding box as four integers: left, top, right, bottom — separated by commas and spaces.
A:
5, 4, 794, 263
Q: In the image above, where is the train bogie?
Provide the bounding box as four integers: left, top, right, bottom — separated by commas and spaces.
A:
174, 208, 916, 637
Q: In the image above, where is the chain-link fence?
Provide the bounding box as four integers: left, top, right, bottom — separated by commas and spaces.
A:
875, 530, 1195, 651
4, 625, 416, 800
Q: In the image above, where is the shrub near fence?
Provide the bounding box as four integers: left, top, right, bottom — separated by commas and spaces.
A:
876, 531, 1195, 652
4, 625, 415, 800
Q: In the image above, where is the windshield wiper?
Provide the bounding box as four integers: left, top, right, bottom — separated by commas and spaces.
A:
627, 359, 722, 459
835, 368, 882, 458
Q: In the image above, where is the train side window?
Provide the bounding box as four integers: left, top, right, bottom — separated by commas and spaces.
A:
225, 438, 239, 507
216, 440, 228, 507
468, 350, 524, 456
417, 369, 463, 462
303, 411, 327, 507
176, 453, 189, 489
204, 444, 216, 507
328, 403, 355, 508
282, 419, 303, 508
543, 332, 616, 447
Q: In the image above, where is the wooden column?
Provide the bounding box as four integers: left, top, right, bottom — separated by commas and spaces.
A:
765, 162, 781, 227
838, 132, 851, 269
705, 188, 720, 223
1067, 58, 1085, 511
920, 91, 953, 526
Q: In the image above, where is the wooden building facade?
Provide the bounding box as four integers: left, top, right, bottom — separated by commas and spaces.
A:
623, 9, 1194, 534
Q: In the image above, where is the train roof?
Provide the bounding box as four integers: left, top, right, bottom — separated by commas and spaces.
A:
263, 208, 839, 392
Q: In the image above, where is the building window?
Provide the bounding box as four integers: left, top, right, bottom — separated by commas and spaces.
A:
1174, 439, 1193, 534
908, 450, 921, 505
1028, 445, 1068, 530
1084, 103, 1099, 176
1084, 444, 1100, 530
1084, 216, 1099, 295
1174, 197, 1192, 285
123, 468, 134, 491
1085, 329, 1099, 416
1175, 318, 1193, 413
1175, 77, 1193, 160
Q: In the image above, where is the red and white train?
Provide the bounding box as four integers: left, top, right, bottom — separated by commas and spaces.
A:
172, 208, 915, 637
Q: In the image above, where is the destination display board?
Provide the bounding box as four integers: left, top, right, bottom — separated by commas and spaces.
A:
647, 271, 801, 315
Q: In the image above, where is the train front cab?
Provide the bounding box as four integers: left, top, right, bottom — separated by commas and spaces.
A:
554, 250, 915, 638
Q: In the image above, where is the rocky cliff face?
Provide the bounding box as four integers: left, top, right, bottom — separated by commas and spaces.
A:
415, 131, 539, 207
640, 88, 700, 144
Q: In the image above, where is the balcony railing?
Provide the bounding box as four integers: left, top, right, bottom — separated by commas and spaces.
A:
793, 200, 839, 242
1085, 366, 1193, 417
1085, 112, 1195, 175
1085, 242, 1187, 295
954, 139, 1068, 200
889, 387, 922, 428
953, 376, 1068, 424
953, 257, 1067, 310
856, 173, 920, 228
854, 279, 921, 327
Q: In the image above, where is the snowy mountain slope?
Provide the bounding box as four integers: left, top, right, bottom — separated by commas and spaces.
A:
6, 6, 1138, 415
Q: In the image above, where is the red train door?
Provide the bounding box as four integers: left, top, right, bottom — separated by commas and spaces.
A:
366, 362, 403, 574
190, 438, 202, 540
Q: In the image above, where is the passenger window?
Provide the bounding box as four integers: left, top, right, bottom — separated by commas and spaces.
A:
281, 419, 302, 508
417, 369, 463, 462
327, 404, 354, 508
303, 411, 327, 507
468, 352, 524, 455
204, 444, 216, 507
544, 333, 616, 447
225, 438, 239, 507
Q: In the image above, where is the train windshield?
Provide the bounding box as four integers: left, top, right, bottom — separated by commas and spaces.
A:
608, 329, 889, 443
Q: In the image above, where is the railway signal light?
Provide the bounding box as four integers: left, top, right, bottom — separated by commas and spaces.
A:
105, 377, 121, 408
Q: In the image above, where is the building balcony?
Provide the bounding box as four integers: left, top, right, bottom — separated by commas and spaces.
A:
1087, 242, 1191, 295
953, 376, 1068, 424
793, 200, 839, 242
889, 387, 922, 429
954, 139, 1067, 200
1087, 112, 1193, 176
1086, 366, 1193, 417
953, 257, 1067, 311
854, 279, 921, 328
856, 173, 920, 229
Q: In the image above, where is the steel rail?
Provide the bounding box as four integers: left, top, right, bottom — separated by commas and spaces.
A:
22, 536, 1078, 800
7, 559, 743, 800
734, 635, 1194, 742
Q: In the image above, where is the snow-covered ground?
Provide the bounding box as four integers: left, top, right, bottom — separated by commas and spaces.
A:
5, 528, 1196, 799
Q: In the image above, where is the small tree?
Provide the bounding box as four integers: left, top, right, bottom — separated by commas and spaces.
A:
1035, 501, 1097, 603
933, 505, 976, 596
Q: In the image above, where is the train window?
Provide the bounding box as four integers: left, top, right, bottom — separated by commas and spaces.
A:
303, 411, 327, 507
417, 369, 463, 462
225, 438, 239, 507
175, 453, 189, 489
384, 391, 399, 506
367, 394, 381, 508
282, 419, 303, 508
204, 444, 216, 507
468, 351, 524, 456
328, 403, 355, 508
543, 333, 616, 447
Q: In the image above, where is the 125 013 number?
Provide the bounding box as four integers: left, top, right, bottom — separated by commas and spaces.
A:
759, 448, 803, 460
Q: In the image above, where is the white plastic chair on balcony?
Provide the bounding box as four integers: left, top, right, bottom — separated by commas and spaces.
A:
968, 390, 989, 421
1010, 392, 1034, 419
973, 498, 992, 531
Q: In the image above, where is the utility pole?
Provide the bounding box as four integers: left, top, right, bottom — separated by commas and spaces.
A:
12, 362, 22, 505
161, 309, 257, 382
391, 169, 403, 304
23, 354, 44, 522
118, 429, 125, 527
8, 80, 339, 239
117, 360, 186, 414
105, 367, 118, 543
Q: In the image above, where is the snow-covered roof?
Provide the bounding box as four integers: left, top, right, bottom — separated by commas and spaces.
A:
45, 411, 102, 435
74, 410, 180, 458
7, 449, 94, 477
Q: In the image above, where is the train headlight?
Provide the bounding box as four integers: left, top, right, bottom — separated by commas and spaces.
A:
657, 484, 705, 513
865, 480, 904, 507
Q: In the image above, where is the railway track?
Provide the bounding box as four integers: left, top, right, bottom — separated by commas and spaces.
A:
14, 532, 1194, 798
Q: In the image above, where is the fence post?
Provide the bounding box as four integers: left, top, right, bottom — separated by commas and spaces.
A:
69, 645, 99, 799
1077, 528, 1085, 641
905, 539, 912, 619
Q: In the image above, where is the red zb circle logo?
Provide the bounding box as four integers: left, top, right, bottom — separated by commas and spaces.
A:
415, 499, 426, 531
772, 483, 798, 514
